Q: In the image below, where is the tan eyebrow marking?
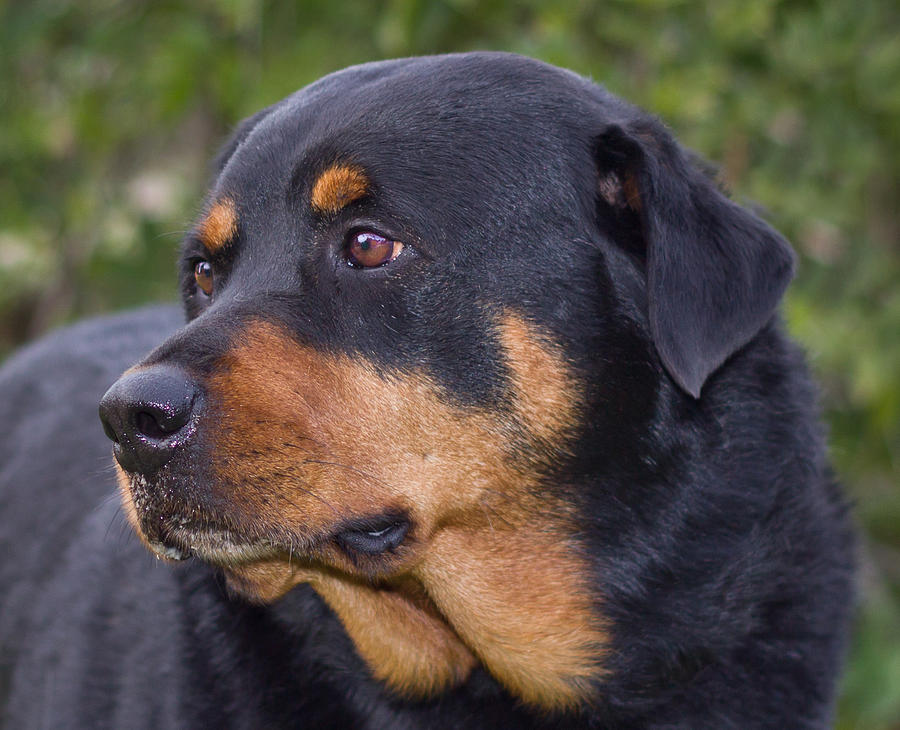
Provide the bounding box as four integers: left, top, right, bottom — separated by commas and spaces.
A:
198, 198, 237, 253
310, 164, 370, 214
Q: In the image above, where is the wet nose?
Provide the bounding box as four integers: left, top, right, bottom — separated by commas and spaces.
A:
98, 365, 199, 475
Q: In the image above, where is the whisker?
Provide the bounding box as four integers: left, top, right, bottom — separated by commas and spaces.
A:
480, 500, 496, 533
104, 503, 124, 540
301, 458, 389, 487
277, 479, 341, 518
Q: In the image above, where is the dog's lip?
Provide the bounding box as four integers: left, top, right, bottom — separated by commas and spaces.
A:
148, 521, 280, 565
138, 503, 413, 568
147, 539, 191, 561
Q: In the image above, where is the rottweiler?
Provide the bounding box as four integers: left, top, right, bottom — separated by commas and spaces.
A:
0, 53, 855, 729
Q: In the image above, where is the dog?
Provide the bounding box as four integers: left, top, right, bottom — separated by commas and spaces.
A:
0, 53, 855, 728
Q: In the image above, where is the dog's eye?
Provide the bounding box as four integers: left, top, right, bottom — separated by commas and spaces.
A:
194, 261, 214, 296
346, 232, 403, 268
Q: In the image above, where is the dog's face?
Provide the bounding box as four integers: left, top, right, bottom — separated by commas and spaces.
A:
99, 53, 794, 710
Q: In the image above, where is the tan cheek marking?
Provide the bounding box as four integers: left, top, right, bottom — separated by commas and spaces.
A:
199, 198, 237, 253
498, 312, 578, 446
310, 164, 369, 214
417, 525, 606, 711
307, 573, 478, 695
224, 560, 477, 695
206, 321, 504, 535
203, 316, 604, 709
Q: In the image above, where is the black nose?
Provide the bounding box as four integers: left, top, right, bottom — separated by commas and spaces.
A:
99, 366, 199, 475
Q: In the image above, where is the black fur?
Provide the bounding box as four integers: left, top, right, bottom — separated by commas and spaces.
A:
0, 53, 854, 728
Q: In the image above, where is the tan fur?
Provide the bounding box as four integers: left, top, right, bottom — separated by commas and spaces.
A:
115, 465, 141, 534
199, 198, 237, 253
598, 170, 642, 213
309, 572, 478, 695
419, 525, 605, 710
310, 164, 369, 214
123, 314, 605, 708
221, 557, 477, 695
498, 313, 578, 445
623, 173, 642, 211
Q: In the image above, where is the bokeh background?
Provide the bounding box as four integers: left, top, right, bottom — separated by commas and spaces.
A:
1, 1, 897, 725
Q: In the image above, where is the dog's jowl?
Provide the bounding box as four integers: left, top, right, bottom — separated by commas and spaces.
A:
0, 53, 855, 729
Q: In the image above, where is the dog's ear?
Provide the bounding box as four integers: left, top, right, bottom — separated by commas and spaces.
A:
595, 119, 796, 398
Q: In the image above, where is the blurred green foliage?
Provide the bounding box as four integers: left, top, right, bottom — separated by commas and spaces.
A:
1, 0, 897, 725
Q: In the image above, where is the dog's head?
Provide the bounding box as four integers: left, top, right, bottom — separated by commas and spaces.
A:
99, 53, 794, 710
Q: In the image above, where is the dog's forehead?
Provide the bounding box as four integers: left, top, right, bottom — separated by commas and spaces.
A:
216, 53, 616, 205
273, 52, 600, 140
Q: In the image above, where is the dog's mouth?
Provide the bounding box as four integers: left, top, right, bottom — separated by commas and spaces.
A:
147, 516, 411, 565
120, 470, 297, 566
146, 522, 278, 564
126, 465, 414, 573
